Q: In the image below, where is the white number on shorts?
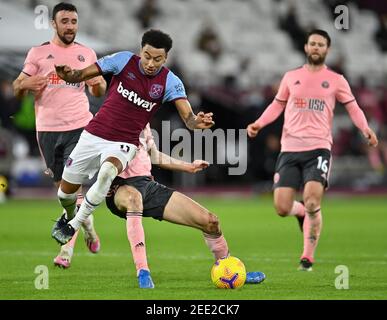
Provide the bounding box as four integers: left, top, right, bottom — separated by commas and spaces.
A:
317, 156, 328, 173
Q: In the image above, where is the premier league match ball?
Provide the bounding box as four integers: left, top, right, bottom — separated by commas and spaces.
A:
0, 175, 8, 193
0, 175, 8, 203
211, 256, 246, 289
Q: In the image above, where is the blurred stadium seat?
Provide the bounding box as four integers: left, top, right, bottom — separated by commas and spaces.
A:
1, 0, 386, 194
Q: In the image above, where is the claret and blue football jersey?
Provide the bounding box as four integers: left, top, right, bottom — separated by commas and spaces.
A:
85, 51, 187, 146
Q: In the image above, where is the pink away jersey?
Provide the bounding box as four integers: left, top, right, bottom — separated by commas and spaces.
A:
22, 41, 101, 132
271, 65, 358, 152
119, 124, 154, 178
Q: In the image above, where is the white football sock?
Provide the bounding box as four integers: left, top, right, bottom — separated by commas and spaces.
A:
69, 162, 118, 230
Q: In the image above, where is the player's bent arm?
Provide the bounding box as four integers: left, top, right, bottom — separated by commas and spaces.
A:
149, 143, 209, 173
55, 63, 101, 83
13, 73, 27, 98
88, 76, 107, 97
13, 75, 28, 99
254, 99, 286, 128
344, 100, 370, 133
12, 72, 48, 99
247, 99, 285, 138
174, 99, 215, 130
345, 100, 378, 147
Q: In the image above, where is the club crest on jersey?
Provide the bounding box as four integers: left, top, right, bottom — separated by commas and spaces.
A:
274, 173, 280, 184
65, 157, 73, 167
44, 168, 54, 178
127, 72, 136, 80
78, 54, 85, 62
149, 84, 163, 99
321, 81, 329, 88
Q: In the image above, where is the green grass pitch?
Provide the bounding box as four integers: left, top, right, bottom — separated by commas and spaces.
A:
0, 195, 386, 300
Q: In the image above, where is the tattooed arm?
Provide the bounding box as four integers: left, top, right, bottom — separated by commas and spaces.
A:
174, 99, 215, 130
55, 63, 101, 83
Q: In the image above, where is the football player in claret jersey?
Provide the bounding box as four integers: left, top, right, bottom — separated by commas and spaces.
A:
12, 2, 107, 268
247, 29, 378, 271
51, 29, 215, 246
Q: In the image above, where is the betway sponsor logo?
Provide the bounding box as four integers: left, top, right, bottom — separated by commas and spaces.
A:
117, 82, 156, 112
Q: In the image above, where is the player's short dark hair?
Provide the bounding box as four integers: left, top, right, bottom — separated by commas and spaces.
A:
306, 29, 331, 47
52, 2, 77, 20
141, 29, 173, 53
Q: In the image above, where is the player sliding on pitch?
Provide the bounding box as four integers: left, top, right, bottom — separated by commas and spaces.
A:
104, 124, 265, 288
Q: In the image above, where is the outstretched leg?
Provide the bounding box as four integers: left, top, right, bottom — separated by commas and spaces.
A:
163, 192, 265, 284
163, 192, 229, 260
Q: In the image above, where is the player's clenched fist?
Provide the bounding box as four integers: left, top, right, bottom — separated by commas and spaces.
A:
246, 123, 261, 138
22, 75, 48, 92
363, 127, 378, 147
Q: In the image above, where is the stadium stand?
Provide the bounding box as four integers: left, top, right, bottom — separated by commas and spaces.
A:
1, 0, 386, 193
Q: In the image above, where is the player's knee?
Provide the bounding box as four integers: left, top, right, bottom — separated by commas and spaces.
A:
304, 197, 320, 214
204, 212, 221, 235
274, 202, 291, 217
57, 187, 77, 201
121, 186, 143, 212
97, 162, 118, 186
87, 163, 119, 205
